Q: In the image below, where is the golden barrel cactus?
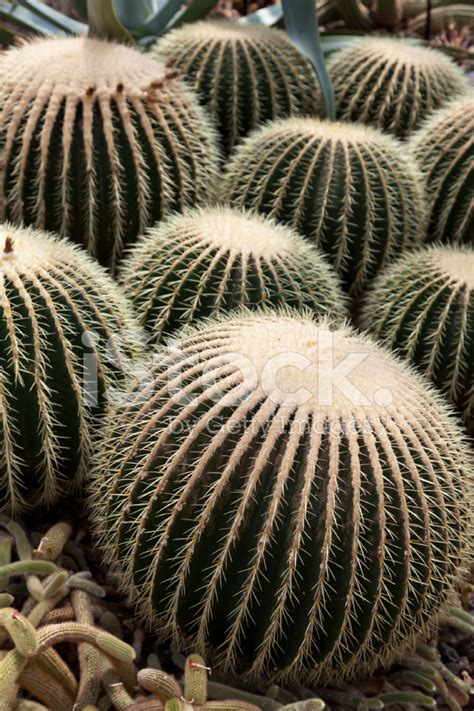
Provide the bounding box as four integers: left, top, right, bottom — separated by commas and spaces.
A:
0, 223, 143, 514
120, 207, 347, 343
153, 22, 319, 156
223, 118, 427, 296
410, 97, 474, 245
0, 37, 220, 273
91, 310, 471, 687
317, 38, 469, 138
361, 245, 473, 428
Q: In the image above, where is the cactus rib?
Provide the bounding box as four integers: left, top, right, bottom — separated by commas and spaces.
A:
90, 309, 472, 686
223, 118, 427, 296
0, 37, 220, 272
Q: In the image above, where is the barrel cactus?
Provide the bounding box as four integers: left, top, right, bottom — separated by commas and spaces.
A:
121, 207, 347, 343
153, 22, 319, 155
91, 310, 470, 687
316, 38, 469, 138
360, 245, 473, 428
0, 223, 143, 515
0, 37, 220, 273
223, 118, 427, 296
410, 97, 474, 246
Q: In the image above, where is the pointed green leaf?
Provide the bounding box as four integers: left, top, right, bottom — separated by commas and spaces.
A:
87, 0, 132, 41
239, 5, 283, 25
168, 0, 219, 29
12, 0, 86, 32
281, 0, 335, 119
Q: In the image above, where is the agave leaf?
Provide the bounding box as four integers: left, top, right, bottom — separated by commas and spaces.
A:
114, 0, 159, 29
87, 0, 132, 41
239, 5, 283, 25
168, 0, 219, 28
136, 0, 183, 35
0, 1, 71, 34
12, 0, 86, 32
281, 0, 335, 119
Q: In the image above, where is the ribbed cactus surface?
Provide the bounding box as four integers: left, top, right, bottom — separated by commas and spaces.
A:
0, 224, 142, 514
223, 118, 427, 296
410, 97, 474, 246
153, 22, 319, 155
121, 207, 347, 343
361, 245, 473, 428
317, 38, 469, 138
0, 37, 220, 273
91, 310, 471, 687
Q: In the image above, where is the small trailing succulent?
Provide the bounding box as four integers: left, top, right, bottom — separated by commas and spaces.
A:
1, 515, 473, 710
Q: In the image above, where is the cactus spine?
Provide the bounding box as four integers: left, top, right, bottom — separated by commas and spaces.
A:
318, 38, 469, 138
409, 97, 474, 246
223, 118, 427, 296
121, 207, 347, 343
360, 245, 473, 429
153, 22, 319, 156
90, 310, 471, 687
0, 224, 143, 514
0, 37, 220, 273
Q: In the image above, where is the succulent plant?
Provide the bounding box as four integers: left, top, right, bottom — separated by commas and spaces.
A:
90, 309, 471, 688
315, 37, 469, 138
152, 22, 320, 155
0, 223, 143, 515
360, 244, 473, 429
120, 207, 347, 344
409, 97, 474, 246
0, 36, 220, 273
223, 118, 427, 297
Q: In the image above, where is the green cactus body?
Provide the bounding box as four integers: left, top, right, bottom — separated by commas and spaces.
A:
317, 38, 469, 138
0, 37, 220, 274
0, 224, 143, 514
90, 310, 471, 687
360, 245, 473, 428
120, 207, 347, 343
153, 22, 319, 155
410, 97, 474, 246
223, 118, 427, 296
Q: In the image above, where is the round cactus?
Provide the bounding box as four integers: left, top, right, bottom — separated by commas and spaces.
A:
153, 22, 319, 156
316, 38, 469, 138
409, 97, 474, 246
0, 223, 143, 514
120, 207, 347, 343
360, 245, 473, 429
223, 118, 427, 296
91, 310, 471, 687
0, 37, 220, 274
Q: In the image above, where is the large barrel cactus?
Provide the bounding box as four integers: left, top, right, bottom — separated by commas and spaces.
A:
317, 38, 469, 138
0, 37, 220, 273
121, 207, 347, 343
153, 22, 319, 155
91, 310, 471, 687
223, 118, 427, 296
410, 97, 474, 246
361, 245, 473, 428
0, 223, 143, 514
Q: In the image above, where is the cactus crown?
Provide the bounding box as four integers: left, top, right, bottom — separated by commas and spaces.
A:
0, 222, 142, 514
410, 96, 474, 245
121, 207, 347, 342
360, 244, 474, 428
320, 37, 469, 138
91, 309, 471, 687
223, 117, 427, 296
0, 36, 220, 273
153, 21, 319, 155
